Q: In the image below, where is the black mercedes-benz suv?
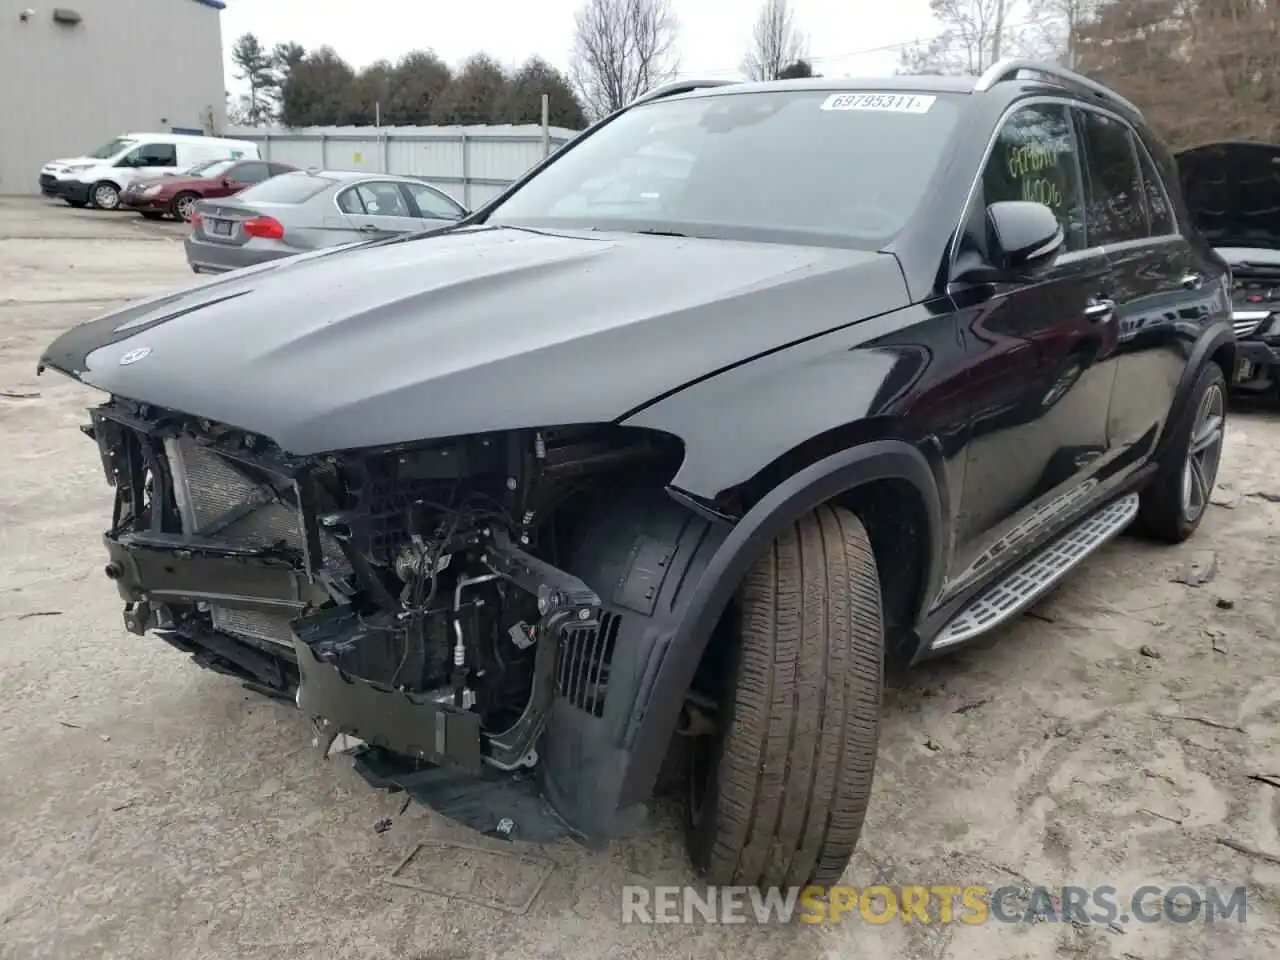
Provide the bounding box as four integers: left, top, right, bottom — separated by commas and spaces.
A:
38, 58, 1234, 889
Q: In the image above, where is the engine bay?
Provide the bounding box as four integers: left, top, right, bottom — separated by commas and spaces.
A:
88, 397, 682, 772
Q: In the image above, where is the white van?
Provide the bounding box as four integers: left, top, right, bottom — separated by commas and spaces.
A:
42, 133, 261, 210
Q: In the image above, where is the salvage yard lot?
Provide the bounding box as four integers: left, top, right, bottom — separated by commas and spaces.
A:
1, 197, 1278, 960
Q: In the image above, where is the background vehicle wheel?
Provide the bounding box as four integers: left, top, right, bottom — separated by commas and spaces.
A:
139, 211, 165, 221
90, 182, 120, 210
686, 504, 884, 888
1133, 361, 1227, 543
171, 193, 199, 222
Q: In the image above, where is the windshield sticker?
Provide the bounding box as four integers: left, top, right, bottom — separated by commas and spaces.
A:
821, 93, 936, 113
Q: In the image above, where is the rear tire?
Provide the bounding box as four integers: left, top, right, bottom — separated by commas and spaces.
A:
1133, 361, 1227, 543
686, 504, 884, 888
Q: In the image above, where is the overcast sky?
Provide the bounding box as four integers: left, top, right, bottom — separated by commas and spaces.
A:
219, 0, 945, 92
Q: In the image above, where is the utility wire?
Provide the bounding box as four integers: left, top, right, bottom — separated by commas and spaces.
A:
671, 17, 1045, 78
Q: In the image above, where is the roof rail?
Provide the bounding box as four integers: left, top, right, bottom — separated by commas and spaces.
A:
973, 57, 1143, 118
629, 78, 737, 107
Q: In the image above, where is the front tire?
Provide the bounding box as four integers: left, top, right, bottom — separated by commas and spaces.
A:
686, 504, 884, 888
1133, 361, 1227, 543
171, 192, 199, 222
89, 181, 120, 210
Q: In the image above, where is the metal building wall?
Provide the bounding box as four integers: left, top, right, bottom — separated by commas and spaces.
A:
0, 0, 227, 194
223, 125, 581, 209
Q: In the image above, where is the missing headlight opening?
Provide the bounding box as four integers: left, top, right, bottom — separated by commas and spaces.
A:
88, 397, 682, 776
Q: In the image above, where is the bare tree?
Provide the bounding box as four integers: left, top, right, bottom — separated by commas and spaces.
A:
570, 0, 680, 119
742, 0, 807, 81
900, 0, 1028, 75
1025, 0, 1101, 66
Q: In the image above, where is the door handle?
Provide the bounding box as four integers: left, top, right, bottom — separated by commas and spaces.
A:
1084, 298, 1116, 321
1181, 273, 1204, 290
358, 224, 382, 234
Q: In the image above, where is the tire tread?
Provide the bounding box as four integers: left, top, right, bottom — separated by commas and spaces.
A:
693, 504, 884, 888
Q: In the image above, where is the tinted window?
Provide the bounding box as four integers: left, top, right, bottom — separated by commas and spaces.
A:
137, 142, 177, 166
356, 182, 411, 217
233, 161, 272, 183
1077, 110, 1146, 244
238, 172, 336, 204
982, 103, 1085, 250
405, 181, 464, 220
268, 163, 295, 177
1135, 142, 1175, 235
486, 89, 963, 245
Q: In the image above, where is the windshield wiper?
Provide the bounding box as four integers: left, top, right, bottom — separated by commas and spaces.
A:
634, 228, 687, 237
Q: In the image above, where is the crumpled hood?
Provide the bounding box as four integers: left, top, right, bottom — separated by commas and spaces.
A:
1176, 141, 1280, 250
39, 225, 907, 455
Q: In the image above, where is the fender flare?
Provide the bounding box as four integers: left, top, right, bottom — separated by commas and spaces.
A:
617, 438, 944, 806
1154, 320, 1235, 462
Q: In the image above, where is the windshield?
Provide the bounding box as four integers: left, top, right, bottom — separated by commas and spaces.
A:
485, 89, 962, 245
188, 159, 237, 178
88, 137, 136, 160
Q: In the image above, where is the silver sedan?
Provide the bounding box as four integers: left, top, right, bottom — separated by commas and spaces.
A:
184, 169, 468, 274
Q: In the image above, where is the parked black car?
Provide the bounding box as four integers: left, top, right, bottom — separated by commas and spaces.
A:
1177, 140, 1280, 396
38, 59, 1234, 888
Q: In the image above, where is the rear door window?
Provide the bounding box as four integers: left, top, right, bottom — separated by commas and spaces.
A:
355, 181, 412, 217
1076, 109, 1148, 244
336, 187, 365, 214
1134, 143, 1176, 236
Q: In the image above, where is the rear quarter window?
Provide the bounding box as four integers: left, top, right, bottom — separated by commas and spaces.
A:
237, 173, 336, 204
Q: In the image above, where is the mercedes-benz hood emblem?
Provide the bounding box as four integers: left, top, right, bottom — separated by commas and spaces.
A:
118, 347, 152, 365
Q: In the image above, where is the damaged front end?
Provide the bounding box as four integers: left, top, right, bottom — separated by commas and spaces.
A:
89, 396, 683, 838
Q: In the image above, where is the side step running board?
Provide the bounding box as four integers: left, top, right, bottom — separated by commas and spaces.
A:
931, 492, 1140, 651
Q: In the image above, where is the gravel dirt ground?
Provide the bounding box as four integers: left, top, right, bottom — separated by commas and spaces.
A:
1, 197, 1278, 960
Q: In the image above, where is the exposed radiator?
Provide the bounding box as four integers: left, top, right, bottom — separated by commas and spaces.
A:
210, 605, 296, 650
163, 436, 345, 566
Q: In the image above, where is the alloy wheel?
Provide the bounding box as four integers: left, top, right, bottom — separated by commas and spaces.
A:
94, 184, 119, 210
175, 195, 196, 222
1180, 383, 1225, 522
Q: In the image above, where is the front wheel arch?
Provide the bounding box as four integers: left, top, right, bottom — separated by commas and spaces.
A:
616, 440, 943, 810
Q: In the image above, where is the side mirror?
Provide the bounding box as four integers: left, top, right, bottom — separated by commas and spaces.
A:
221, 177, 232, 187
985, 201, 1064, 277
